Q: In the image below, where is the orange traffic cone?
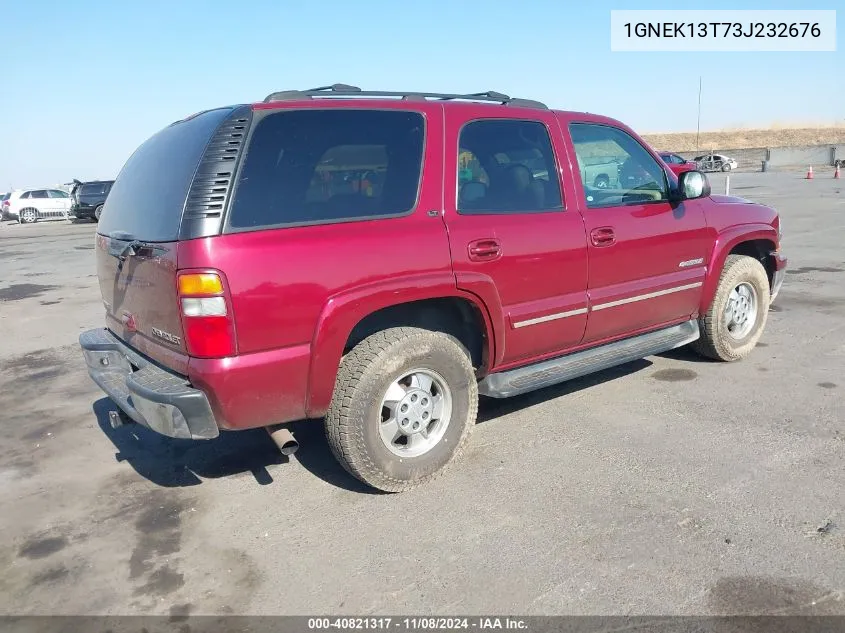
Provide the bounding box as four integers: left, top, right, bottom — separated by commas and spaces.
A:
806, 166, 814, 179
835, 164, 841, 179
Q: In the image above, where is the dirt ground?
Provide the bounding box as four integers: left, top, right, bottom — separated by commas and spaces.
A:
643, 126, 845, 152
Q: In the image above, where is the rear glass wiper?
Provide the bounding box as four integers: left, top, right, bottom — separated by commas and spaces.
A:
108, 236, 168, 270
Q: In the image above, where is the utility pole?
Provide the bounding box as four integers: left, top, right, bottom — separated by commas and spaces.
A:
696, 76, 702, 151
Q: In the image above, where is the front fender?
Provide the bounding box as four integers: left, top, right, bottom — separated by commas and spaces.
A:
305, 273, 499, 418
700, 224, 778, 313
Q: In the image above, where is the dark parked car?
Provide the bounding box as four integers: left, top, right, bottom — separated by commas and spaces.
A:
71, 180, 114, 221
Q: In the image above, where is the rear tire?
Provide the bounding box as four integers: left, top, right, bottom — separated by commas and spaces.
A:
721, 163, 733, 172
94, 205, 103, 222
325, 327, 478, 492
19, 208, 37, 224
692, 255, 770, 361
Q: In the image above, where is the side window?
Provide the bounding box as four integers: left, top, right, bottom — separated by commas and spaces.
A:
569, 123, 669, 209
31, 190, 48, 199
81, 183, 106, 196
305, 145, 387, 203
458, 150, 489, 187
20, 191, 31, 199
457, 119, 562, 214
48, 190, 68, 198
229, 109, 425, 229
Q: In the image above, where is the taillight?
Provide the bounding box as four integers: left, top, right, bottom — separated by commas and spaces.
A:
176, 271, 236, 358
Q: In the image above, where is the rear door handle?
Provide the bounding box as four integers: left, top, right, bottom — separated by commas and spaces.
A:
468, 239, 502, 261
590, 227, 616, 247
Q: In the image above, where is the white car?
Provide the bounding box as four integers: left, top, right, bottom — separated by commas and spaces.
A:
694, 154, 739, 173
3, 188, 72, 224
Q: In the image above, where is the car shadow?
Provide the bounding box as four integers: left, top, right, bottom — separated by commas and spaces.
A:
656, 345, 717, 364
476, 358, 652, 423
94, 359, 657, 493
93, 398, 375, 494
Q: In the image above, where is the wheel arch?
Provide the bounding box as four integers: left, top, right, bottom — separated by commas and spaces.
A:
700, 226, 778, 313
305, 277, 497, 418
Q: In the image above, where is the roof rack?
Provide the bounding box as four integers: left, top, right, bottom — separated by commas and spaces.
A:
262, 84, 547, 110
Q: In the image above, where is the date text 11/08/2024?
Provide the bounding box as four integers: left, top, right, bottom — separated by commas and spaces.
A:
308, 618, 528, 630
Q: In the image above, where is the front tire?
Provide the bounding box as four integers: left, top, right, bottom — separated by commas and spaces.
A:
721, 163, 733, 172
325, 327, 478, 492
94, 205, 103, 222
692, 255, 770, 361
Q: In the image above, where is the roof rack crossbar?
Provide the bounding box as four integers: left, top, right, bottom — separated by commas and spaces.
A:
262, 87, 548, 109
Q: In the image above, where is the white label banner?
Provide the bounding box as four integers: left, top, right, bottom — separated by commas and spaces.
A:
610, 10, 837, 52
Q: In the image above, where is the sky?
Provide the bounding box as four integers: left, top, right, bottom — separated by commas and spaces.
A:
1, 0, 842, 188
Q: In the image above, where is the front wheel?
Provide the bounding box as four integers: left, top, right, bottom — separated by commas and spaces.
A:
325, 327, 478, 492
94, 205, 103, 222
692, 254, 770, 361
721, 163, 733, 172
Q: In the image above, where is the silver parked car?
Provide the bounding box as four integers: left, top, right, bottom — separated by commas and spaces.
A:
694, 153, 739, 172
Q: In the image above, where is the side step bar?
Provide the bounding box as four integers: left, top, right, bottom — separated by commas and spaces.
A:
478, 319, 700, 398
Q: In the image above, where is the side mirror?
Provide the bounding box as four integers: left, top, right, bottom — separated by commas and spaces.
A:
678, 170, 710, 200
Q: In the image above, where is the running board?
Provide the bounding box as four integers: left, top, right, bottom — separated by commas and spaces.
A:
478, 319, 700, 398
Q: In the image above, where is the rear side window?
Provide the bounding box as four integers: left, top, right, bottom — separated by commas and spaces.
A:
228, 109, 425, 229
31, 190, 48, 199
20, 191, 30, 199
81, 182, 107, 195
97, 108, 234, 241
48, 190, 68, 198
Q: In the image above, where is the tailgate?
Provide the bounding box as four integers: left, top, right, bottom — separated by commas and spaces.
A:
96, 236, 189, 372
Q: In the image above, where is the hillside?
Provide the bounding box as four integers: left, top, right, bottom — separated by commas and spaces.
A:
642, 127, 845, 152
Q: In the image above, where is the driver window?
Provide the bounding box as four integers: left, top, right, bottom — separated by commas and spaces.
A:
569, 123, 669, 209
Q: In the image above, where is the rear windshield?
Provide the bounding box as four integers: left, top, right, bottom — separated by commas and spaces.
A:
97, 108, 233, 241
228, 109, 425, 229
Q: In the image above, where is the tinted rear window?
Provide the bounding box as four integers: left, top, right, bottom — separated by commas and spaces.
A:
80, 182, 107, 195
228, 109, 425, 229
97, 108, 233, 241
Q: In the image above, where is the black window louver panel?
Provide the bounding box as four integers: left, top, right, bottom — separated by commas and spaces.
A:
183, 113, 251, 220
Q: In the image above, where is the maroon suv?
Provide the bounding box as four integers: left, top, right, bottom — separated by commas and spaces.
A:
80, 85, 786, 492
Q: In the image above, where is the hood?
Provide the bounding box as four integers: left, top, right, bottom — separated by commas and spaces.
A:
709, 194, 755, 205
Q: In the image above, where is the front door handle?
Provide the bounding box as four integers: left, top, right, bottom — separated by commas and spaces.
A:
468, 238, 502, 261
590, 227, 616, 247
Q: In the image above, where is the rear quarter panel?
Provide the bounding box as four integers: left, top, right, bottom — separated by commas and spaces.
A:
177, 101, 476, 426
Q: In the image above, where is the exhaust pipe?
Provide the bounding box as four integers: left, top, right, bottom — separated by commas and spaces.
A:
266, 424, 299, 456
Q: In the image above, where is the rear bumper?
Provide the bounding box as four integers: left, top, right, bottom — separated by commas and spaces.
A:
770, 251, 787, 304
71, 204, 94, 218
79, 328, 219, 439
